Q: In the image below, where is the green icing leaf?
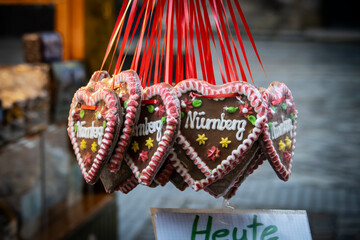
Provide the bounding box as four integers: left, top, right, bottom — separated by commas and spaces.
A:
74, 123, 78, 133
226, 107, 238, 114
281, 103, 287, 110
80, 110, 85, 119
290, 113, 295, 122
268, 122, 273, 132
192, 99, 202, 108
248, 115, 256, 126
124, 101, 128, 108
271, 106, 277, 112
147, 105, 155, 113
161, 117, 166, 124
103, 120, 107, 129
181, 111, 185, 118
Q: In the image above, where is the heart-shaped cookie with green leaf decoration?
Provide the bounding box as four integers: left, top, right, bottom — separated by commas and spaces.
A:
171, 79, 267, 193
68, 87, 122, 184
124, 83, 180, 186
260, 81, 297, 181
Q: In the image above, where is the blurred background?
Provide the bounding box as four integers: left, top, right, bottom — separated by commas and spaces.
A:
0, 0, 359, 239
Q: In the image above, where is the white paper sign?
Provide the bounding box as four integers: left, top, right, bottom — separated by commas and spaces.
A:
151, 208, 312, 240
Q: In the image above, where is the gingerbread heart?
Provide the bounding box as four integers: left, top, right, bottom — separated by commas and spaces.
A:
172, 80, 267, 191
98, 71, 143, 193
125, 83, 180, 186
260, 82, 297, 181
68, 87, 122, 184
223, 146, 266, 199
204, 141, 263, 198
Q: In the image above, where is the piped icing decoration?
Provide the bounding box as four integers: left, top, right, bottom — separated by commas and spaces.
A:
124, 83, 180, 186
145, 137, 154, 149
239, 103, 253, 118
147, 105, 155, 113
220, 137, 231, 148
260, 81, 298, 181
84, 152, 92, 167
192, 99, 202, 108
139, 150, 149, 162
155, 105, 166, 117
196, 134, 208, 145
131, 141, 139, 152
172, 80, 267, 191
67, 86, 122, 184
226, 106, 238, 114
99, 70, 143, 172
91, 142, 97, 153
181, 98, 193, 113
207, 146, 221, 162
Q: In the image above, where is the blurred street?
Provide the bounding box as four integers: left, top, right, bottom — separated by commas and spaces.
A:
117, 39, 360, 240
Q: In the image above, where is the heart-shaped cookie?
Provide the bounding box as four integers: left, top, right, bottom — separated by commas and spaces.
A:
223, 147, 266, 199
98, 71, 143, 193
260, 81, 297, 181
125, 83, 180, 186
172, 80, 267, 191
68, 87, 122, 184
204, 141, 263, 198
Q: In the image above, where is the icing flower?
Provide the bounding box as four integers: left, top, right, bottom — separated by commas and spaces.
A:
84, 152, 92, 167
239, 103, 253, 118
155, 105, 166, 117
207, 146, 221, 162
283, 151, 291, 164
131, 141, 139, 153
285, 136, 292, 149
80, 139, 86, 150
138, 150, 149, 163
220, 137, 231, 148
145, 137, 154, 149
279, 140, 285, 152
196, 134, 208, 145
91, 142, 97, 153
181, 98, 193, 113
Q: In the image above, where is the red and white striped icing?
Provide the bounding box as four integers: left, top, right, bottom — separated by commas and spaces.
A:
107, 70, 142, 172
261, 82, 297, 181
68, 87, 120, 184
125, 83, 180, 186
173, 79, 267, 191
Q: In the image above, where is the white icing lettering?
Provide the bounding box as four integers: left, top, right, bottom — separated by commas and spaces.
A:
134, 117, 163, 141
271, 118, 293, 139
184, 111, 247, 141
76, 121, 104, 145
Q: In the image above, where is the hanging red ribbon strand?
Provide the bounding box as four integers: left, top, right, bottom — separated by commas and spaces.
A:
99, 0, 266, 88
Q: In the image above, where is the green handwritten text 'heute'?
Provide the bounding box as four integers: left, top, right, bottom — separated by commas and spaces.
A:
191, 214, 278, 240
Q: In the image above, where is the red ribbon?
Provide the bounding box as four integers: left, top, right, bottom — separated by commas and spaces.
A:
271, 96, 285, 106
81, 105, 98, 111
190, 92, 238, 99
142, 99, 159, 105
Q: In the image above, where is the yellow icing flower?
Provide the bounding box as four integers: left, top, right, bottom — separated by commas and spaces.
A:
91, 142, 97, 153
196, 134, 208, 145
220, 137, 231, 148
80, 139, 86, 150
145, 137, 154, 149
279, 140, 285, 152
285, 136, 292, 149
131, 141, 140, 153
